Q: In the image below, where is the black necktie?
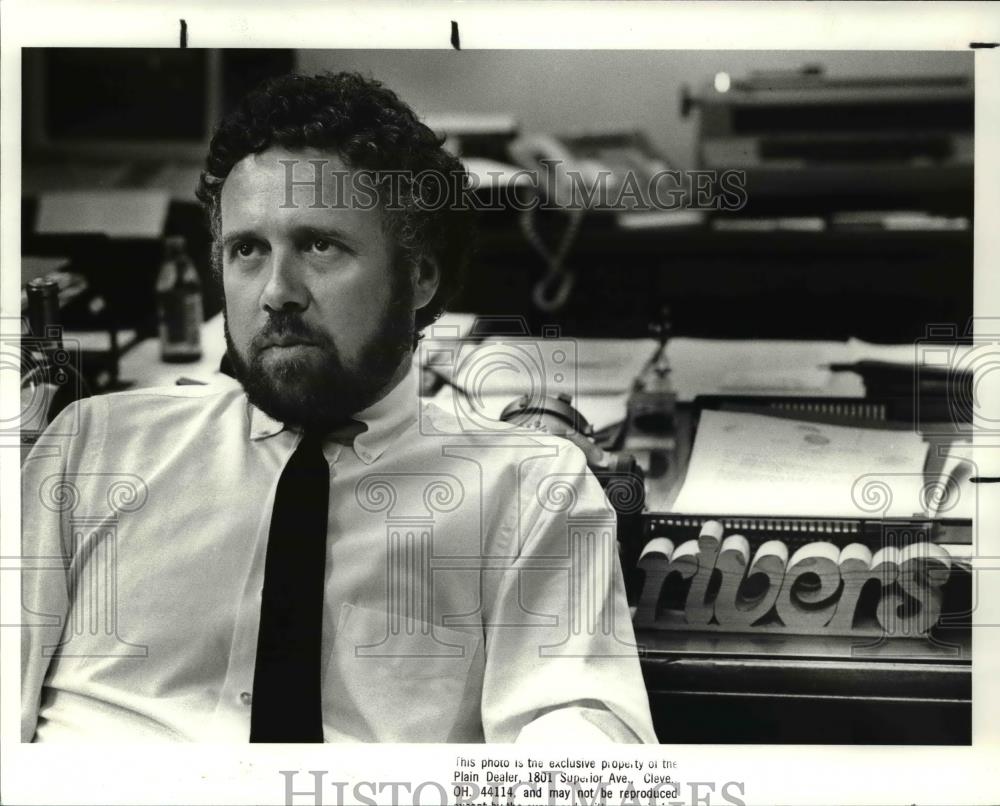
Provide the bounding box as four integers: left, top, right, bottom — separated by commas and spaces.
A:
250, 432, 330, 742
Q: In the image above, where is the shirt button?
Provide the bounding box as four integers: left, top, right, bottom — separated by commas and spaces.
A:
240, 691, 252, 706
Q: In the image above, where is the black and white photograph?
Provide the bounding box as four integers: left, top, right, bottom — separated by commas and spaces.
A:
3, 3, 999, 806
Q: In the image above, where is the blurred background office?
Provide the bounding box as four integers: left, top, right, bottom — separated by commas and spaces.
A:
18, 48, 977, 745
21, 49, 972, 390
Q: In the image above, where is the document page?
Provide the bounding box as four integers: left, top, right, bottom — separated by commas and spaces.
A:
671, 410, 931, 518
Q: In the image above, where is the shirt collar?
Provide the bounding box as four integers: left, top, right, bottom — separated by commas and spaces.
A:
247, 363, 419, 465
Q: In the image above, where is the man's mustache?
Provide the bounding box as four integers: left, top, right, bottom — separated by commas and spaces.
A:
250, 313, 332, 353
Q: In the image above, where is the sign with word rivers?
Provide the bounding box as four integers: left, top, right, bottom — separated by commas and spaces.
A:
634, 521, 954, 637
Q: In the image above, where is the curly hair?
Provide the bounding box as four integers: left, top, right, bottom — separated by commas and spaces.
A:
195, 71, 475, 332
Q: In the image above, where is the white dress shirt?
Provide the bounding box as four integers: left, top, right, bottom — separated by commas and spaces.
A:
21, 365, 656, 743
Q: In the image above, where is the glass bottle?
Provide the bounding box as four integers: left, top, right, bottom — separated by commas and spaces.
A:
156, 235, 204, 363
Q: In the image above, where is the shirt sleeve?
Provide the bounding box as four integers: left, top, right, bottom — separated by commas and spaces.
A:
479, 438, 657, 744
20, 399, 101, 742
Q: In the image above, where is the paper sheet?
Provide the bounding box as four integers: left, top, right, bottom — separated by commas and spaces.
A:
671, 410, 931, 518
932, 442, 977, 520
847, 337, 975, 368
668, 338, 863, 399
440, 337, 657, 397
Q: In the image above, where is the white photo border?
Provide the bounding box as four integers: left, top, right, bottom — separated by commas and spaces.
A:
2, 2, 998, 805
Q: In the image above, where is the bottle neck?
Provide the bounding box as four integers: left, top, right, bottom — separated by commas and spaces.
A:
163, 236, 190, 265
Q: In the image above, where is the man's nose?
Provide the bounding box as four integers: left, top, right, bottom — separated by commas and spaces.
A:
260, 249, 308, 313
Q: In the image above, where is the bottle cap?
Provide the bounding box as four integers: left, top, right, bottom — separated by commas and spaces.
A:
26, 277, 60, 297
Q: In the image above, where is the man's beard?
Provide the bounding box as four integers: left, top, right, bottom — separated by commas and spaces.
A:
224, 283, 415, 435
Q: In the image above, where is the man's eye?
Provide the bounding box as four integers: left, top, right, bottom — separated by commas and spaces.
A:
234, 242, 258, 258
307, 237, 353, 259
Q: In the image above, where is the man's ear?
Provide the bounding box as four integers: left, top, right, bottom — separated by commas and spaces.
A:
412, 255, 441, 311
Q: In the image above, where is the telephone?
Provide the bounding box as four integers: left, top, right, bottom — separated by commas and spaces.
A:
507, 131, 673, 311
507, 130, 671, 210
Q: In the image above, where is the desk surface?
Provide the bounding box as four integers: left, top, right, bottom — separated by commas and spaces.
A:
639, 627, 971, 744
115, 313, 887, 400
117, 312, 228, 388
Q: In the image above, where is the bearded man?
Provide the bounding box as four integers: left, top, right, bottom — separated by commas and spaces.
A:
21, 72, 655, 744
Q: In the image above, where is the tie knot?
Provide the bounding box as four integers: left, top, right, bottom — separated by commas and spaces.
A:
284, 433, 330, 481
298, 431, 326, 450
